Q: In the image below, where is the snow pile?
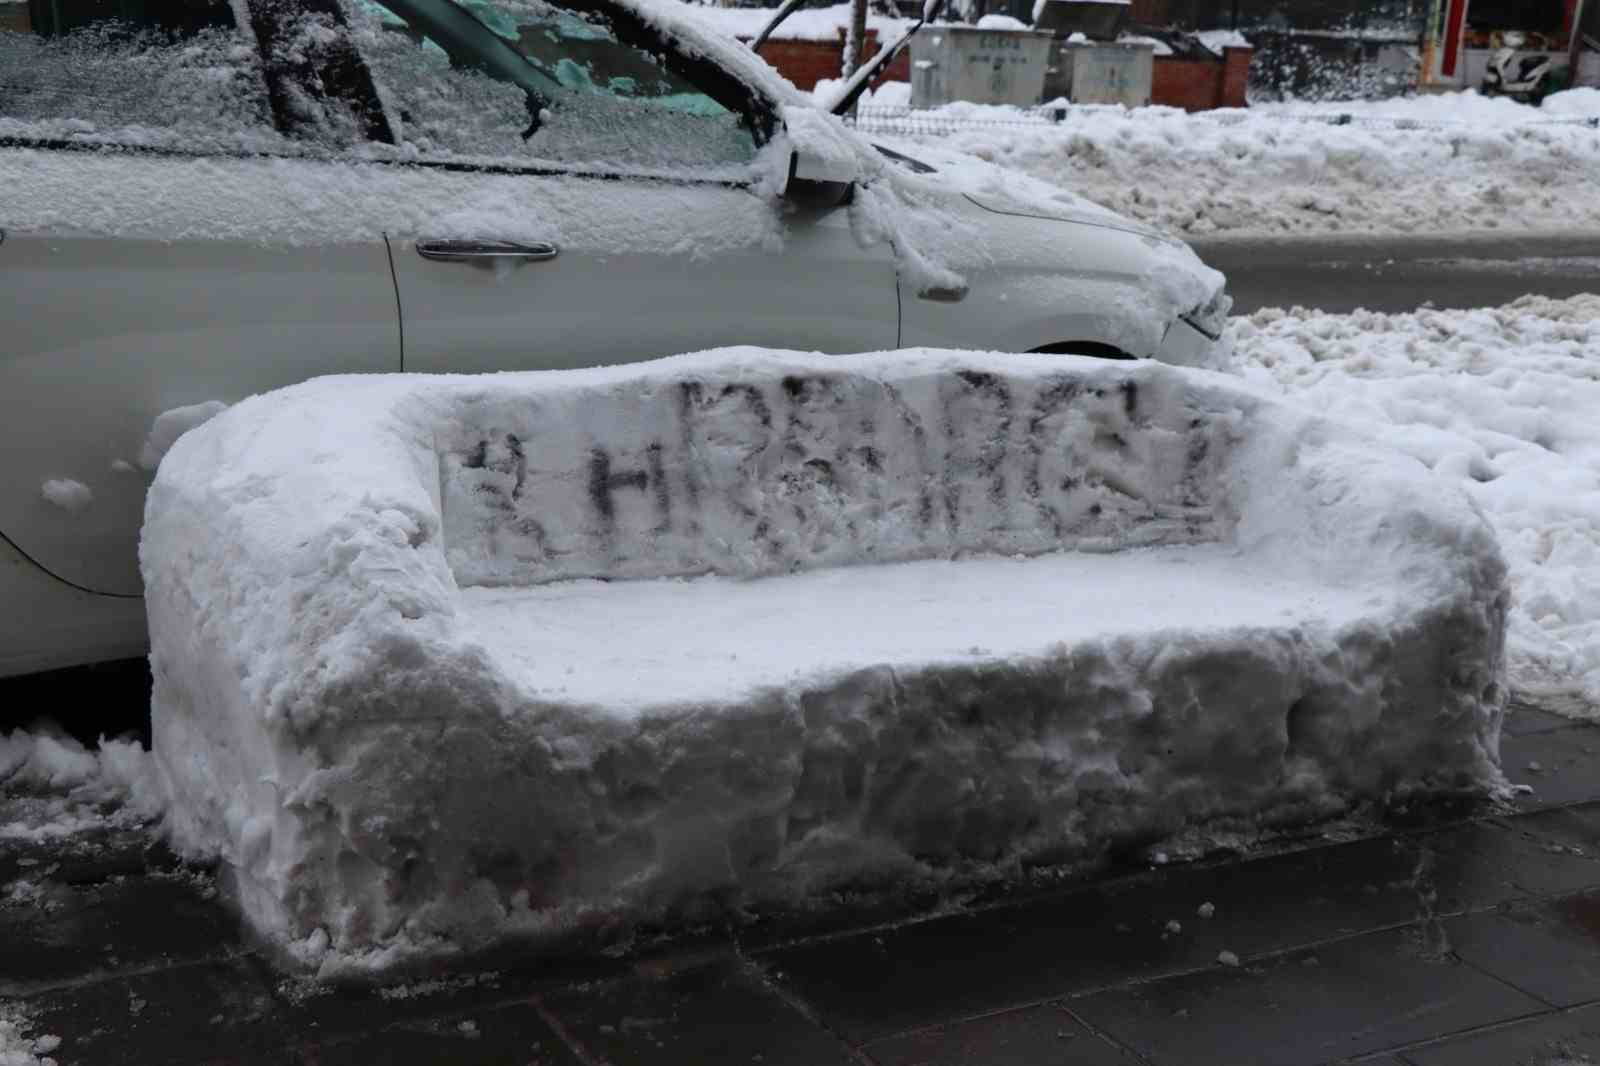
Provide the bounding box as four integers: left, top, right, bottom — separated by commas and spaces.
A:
142, 350, 1505, 973
1194, 29, 1250, 52
1252, 88, 1600, 123
0, 728, 164, 841
863, 90, 1600, 237
1542, 87, 1600, 118
1234, 295, 1600, 712
138, 401, 228, 472
38, 479, 92, 514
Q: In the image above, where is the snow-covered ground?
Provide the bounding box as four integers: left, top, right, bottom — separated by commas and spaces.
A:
0, 728, 160, 843
852, 88, 1600, 238
1233, 295, 1600, 711
0, 1002, 58, 1066
0, 730, 152, 1063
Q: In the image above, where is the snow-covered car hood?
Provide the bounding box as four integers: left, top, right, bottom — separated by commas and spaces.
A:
870, 136, 1180, 244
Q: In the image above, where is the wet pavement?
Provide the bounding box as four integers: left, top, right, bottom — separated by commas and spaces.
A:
1190, 233, 1600, 315
2, 698, 1598, 1066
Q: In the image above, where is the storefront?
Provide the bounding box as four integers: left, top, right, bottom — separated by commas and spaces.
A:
1421, 0, 1593, 89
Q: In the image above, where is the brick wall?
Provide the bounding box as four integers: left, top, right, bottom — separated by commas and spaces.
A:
748, 30, 911, 92
0, 2, 30, 32
1142, 49, 1251, 110
1219, 46, 1250, 107
1129, 0, 1171, 25
1150, 57, 1223, 110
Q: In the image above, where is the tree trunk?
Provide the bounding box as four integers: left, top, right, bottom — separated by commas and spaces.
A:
842, 0, 869, 78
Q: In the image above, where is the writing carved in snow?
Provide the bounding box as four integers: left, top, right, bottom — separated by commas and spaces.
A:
440, 368, 1220, 587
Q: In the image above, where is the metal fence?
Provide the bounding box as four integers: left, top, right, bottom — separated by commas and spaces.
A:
848, 102, 1600, 137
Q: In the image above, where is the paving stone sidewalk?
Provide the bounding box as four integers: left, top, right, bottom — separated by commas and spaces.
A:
2, 700, 1597, 1066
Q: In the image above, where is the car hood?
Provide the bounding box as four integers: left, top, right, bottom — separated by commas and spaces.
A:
870, 136, 1180, 245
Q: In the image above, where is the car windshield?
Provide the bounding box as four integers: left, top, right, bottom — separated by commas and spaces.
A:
349, 0, 763, 169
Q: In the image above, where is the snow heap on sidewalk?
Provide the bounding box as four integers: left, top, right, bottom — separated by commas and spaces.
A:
141, 350, 1508, 974
1, 728, 163, 842
863, 89, 1600, 237
1234, 294, 1600, 712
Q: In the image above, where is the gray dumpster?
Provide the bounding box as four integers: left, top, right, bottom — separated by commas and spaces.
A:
910, 25, 1056, 107
1042, 40, 1155, 107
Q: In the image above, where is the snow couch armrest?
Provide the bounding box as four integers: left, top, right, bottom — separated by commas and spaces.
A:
1223, 406, 1510, 790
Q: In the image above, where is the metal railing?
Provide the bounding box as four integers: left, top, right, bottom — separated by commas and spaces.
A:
848, 102, 1600, 137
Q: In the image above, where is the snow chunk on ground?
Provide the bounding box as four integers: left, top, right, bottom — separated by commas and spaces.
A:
0, 728, 164, 841
142, 349, 1506, 973
139, 401, 229, 472
1234, 295, 1600, 715
863, 91, 1600, 237
0, 1002, 58, 1066
38, 479, 91, 514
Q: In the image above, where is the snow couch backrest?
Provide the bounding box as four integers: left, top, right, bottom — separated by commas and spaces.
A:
439, 358, 1223, 586
145, 347, 1507, 615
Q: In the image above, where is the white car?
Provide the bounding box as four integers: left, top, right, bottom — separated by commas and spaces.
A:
0, 0, 1228, 679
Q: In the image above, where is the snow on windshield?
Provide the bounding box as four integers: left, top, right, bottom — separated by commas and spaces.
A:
0, 18, 282, 152
347, 0, 759, 171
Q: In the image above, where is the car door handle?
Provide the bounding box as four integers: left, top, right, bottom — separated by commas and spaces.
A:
416, 239, 560, 263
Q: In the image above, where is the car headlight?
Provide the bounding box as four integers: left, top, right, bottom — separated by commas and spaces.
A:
1181, 290, 1232, 341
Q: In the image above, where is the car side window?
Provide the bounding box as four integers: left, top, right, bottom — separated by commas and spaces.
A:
0, 0, 277, 150
348, 0, 759, 172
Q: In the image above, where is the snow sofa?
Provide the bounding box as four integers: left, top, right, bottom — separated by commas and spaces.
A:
142, 349, 1509, 973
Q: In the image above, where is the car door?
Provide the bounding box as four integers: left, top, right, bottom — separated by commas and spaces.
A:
0, 0, 401, 599
345, 0, 899, 374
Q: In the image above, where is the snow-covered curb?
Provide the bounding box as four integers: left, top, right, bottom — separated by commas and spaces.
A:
141, 350, 1507, 974
856, 89, 1600, 238
1234, 294, 1600, 710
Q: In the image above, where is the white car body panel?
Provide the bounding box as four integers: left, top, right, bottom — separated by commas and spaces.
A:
898, 209, 1187, 360
396, 185, 898, 374
0, 236, 399, 598
0, 533, 148, 679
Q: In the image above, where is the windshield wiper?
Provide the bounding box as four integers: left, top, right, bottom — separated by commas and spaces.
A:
750, 0, 812, 53
826, 0, 943, 117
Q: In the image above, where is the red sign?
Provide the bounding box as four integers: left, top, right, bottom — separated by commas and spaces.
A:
1442, 0, 1468, 76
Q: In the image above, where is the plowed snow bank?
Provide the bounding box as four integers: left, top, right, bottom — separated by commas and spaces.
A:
1235, 294, 1600, 712
863, 89, 1600, 237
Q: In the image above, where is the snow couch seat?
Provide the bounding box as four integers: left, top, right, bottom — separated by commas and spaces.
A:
141, 349, 1508, 972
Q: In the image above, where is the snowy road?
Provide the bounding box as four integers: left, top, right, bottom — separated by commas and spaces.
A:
1196, 233, 1600, 315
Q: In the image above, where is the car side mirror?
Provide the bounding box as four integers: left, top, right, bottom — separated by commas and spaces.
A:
783, 148, 854, 208
773, 106, 862, 208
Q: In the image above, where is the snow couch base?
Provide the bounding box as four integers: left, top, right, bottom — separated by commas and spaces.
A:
140, 349, 1508, 975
